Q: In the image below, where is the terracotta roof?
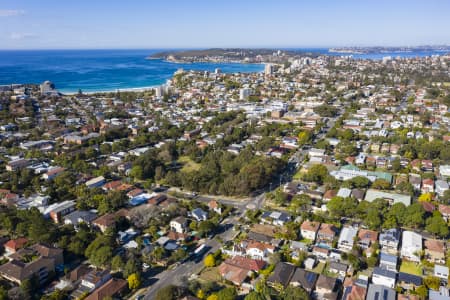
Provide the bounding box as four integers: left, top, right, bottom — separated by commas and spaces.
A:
347, 285, 367, 300
208, 200, 219, 209
422, 178, 434, 185
223, 256, 266, 272
102, 180, 122, 190
439, 204, 450, 215
85, 278, 127, 300
425, 239, 445, 253
358, 229, 378, 242
301, 221, 320, 232
318, 223, 336, 236
218, 263, 248, 285
323, 190, 337, 200
4, 238, 28, 252
246, 240, 275, 252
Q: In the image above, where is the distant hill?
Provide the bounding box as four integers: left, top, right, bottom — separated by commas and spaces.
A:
147, 48, 311, 63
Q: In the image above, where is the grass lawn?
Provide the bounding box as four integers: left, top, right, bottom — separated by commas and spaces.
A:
178, 156, 201, 172
293, 169, 305, 180
311, 262, 326, 274
199, 267, 222, 282
400, 261, 423, 276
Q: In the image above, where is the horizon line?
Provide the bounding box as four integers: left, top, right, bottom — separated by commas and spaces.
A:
1, 44, 450, 51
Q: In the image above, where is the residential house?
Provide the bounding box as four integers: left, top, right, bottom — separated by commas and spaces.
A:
429, 288, 450, 300
372, 267, 396, 288
316, 274, 340, 300
439, 204, 450, 221
401, 231, 422, 263
245, 240, 275, 261
170, 216, 188, 234
84, 278, 127, 300
44, 200, 76, 223
300, 221, 320, 242
304, 257, 316, 270
208, 200, 222, 215
337, 187, 352, 198
317, 223, 337, 247
436, 180, 450, 197
342, 284, 367, 300
379, 228, 400, 254
312, 246, 330, 261
329, 261, 349, 277
63, 210, 97, 228
425, 239, 446, 264
409, 174, 422, 191
364, 189, 411, 206
218, 256, 266, 286
0, 244, 63, 285
4, 237, 28, 254
289, 268, 318, 294
398, 272, 422, 291
42, 167, 65, 181
338, 226, 358, 252
6, 159, 31, 172
421, 178, 434, 194
434, 265, 449, 281
92, 213, 116, 233
191, 208, 208, 221
366, 284, 396, 300
379, 252, 398, 272
358, 229, 378, 250
261, 211, 291, 226
85, 176, 105, 188
267, 262, 296, 288
71, 270, 111, 299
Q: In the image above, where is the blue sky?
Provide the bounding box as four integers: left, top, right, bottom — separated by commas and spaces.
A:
1, 0, 449, 49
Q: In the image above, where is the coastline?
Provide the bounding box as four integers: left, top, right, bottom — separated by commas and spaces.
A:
60, 84, 161, 95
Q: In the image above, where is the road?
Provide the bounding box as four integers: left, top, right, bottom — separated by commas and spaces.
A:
140, 109, 345, 299
142, 218, 238, 300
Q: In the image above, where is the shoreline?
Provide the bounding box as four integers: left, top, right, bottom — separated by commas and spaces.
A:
61, 85, 161, 95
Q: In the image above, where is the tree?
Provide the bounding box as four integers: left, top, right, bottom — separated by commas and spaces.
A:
426, 212, 449, 238
111, 255, 124, 271
155, 285, 183, 300
391, 157, 402, 172
198, 221, 216, 237
0, 286, 7, 300
371, 179, 391, 190
365, 208, 382, 230
297, 131, 311, 146
418, 193, 433, 202
244, 291, 265, 300
216, 287, 237, 300
204, 254, 216, 267
350, 176, 370, 188
403, 203, 426, 228
303, 164, 328, 184
127, 273, 141, 290
416, 285, 428, 299
207, 295, 219, 300
424, 276, 440, 290
283, 286, 310, 300
85, 235, 114, 267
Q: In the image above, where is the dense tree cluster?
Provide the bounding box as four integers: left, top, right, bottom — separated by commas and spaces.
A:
166, 148, 285, 196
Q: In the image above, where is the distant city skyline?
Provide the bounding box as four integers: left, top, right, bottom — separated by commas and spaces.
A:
1, 0, 449, 50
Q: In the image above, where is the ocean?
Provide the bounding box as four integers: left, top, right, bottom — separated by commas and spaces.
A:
0, 49, 264, 93
0, 48, 446, 93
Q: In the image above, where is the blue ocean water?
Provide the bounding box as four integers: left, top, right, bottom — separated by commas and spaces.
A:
0, 49, 264, 93
0, 48, 446, 93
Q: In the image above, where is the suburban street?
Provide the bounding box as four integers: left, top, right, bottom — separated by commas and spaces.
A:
142, 217, 238, 300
